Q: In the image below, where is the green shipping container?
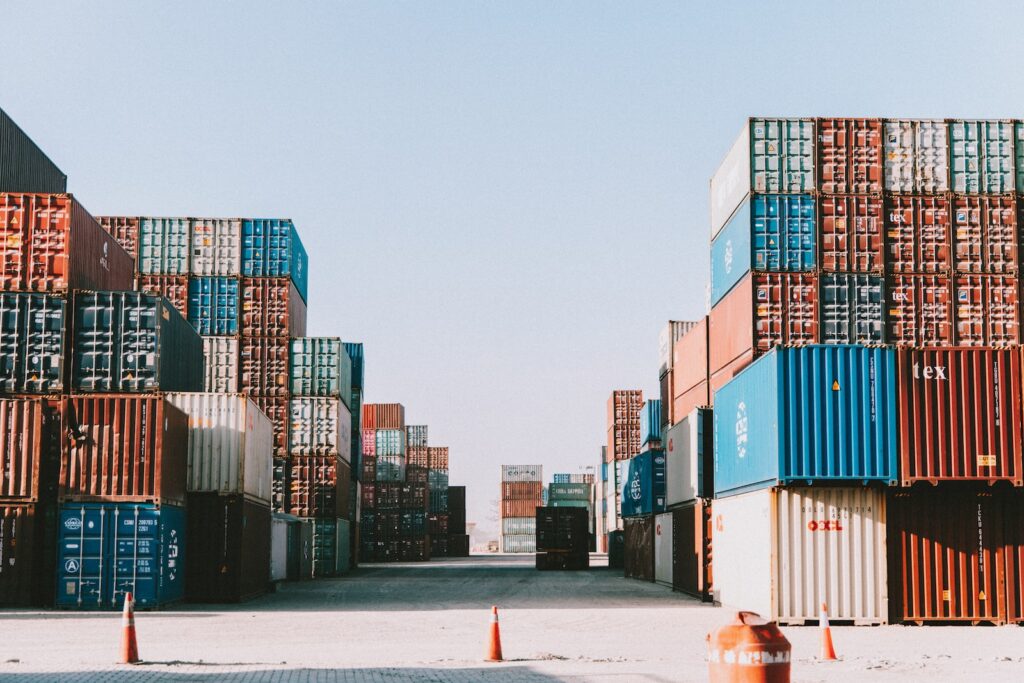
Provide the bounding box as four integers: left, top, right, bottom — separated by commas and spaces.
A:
289, 337, 352, 407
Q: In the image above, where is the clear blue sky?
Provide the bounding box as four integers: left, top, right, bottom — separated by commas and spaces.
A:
4, 1, 1024, 532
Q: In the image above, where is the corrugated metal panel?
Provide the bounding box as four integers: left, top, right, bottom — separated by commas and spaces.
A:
624, 516, 654, 581
713, 346, 897, 497
887, 275, 954, 347
671, 500, 713, 601
0, 398, 61, 502
137, 275, 188, 319
343, 342, 364, 389
97, 217, 139, 262
288, 456, 348, 518
375, 455, 406, 482
500, 499, 541, 518
709, 123, 751, 238
202, 336, 240, 392
406, 425, 428, 448
883, 120, 948, 193
272, 457, 289, 513
0, 107, 67, 193
1016, 122, 1024, 193
639, 400, 661, 445
886, 195, 951, 274
750, 118, 816, 194
954, 275, 1019, 346
184, 493, 269, 602
819, 195, 884, 273
188, 276, 240, 335
0, 293, 67, 393
952, 196, 1017, 274
240, 277, 306, 338
948, 120, 1014, 194
374, 429, 405, 457
501, 481, 543, 499
671, 318, 708, 402
897, 348, 1023, 485
253, 395, 289, 460
500, 517, 535, 535
289, 397, 352, 462
820, 273, 885, 345
138, 217, 190, 275
191, 218, 241, 276
665, 407, 712, 506
165, 392, 273, 503
0, 502, 56, 606
289, 337, 352, 404
240, 336, 289, 397
817, 118, 883, 194
658, 320, 698, 377
654, 511, 673, 586
241, 219, 309, 303
269, 515, 288, 581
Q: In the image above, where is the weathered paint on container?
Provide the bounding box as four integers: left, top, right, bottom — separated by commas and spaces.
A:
623, 515, 654, 581
165, 393, 272, 503
820, 273, 885, 345
97, 217, 139, 262
883, 120, 948, 193
713, 346, 898, 497
289, 397, 352, 462
0, 502, 56, 606
710, 194, 816, 305
303, 518, 351, 577
639, 400, 661, 445
885, 195, 951, 274
137, 275, 188, 319
71, 291, 204, 393
665, 407, 712, 506
0, 194, 134, 293
671, 500, 712, 601
241, 219, 308, 303
709, 118, 816, 238
620, 450, 666, 518
500, 499, 541, 518
887, 275, 953, 347
56, 502, 185, 609
138, 217, 190, 275
819, 195, 884, 272
253, 395, 289, 461
240, 277, 306, 338
952, 196, 1017, 274
948, 120, 1015, 195
713, 487, 887, 624
344, 342, 364, 389
289, 337, 352, 405
61, 395, 189, 506
954, 275, 1019, 346
817, 118, 883, 194
240, 336, 289, 397
185, 493, 269, 602
188, 276, 240, 335
0, 294, 67, 393
654, 511, 673, 586
0, 107, 67, 193
288, 456, 349, 519
191, 218, 241, 276
0, 398, 62, 502
897, 348, 1023, 485
202, 336, 239, 392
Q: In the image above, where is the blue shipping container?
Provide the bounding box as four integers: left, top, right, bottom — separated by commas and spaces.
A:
710, 195, 816, 305
343, 342, 364, 389
56, 503, 185, 609
640, 399, 662, 445
712, 345, 897, 498
619, 449, 667, 518
241, 219, 309, 303
552, 473, 569, 484
187, 276, 239, 335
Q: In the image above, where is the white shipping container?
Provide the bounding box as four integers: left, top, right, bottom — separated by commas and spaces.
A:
501, 516, 536, 536
501, 464, 543, 482
289, 397, 351, 461
191, 218, 242, 276
883, 119, 948, 193
270, 514, 289, 581
665, 409, 702, 506
166, 392, 273, 503
658, 320, 698, 377
500, 534, 536, 553
203, 336, 240, 392
654, 512, 673, 586
713, 487, 887, 625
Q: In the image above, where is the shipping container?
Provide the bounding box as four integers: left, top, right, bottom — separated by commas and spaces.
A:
71, 291, 204, 393
406, 424, 428, 448
448, 485, 467, 534
820, 273, 885, 345
165, 393, 272, 503
665, 407, 712, 506
191, 218, 241, 276
240, 277, 306, 338
887, 274, 954, 347
138, 217, 190, 275
362, 403, 405, 431
954, 274, 1019, 346
241, 219, 308, 302
948, 120, 1014, 195
623, 515, 654, 581
896, 348, 1022, 485
399, 509, 428, 537
817, 118, 883, 194
376, 455, 406, 483
501, 481, 544, 500
272, 457, 290, 513
547, 483, 590, 501
713, 487, 887, 624
708, 271, 819, 377
202, 336, 239, 392
819, 195, 884, 272
240, 336, 289, 397
886, 195, 951, 274
428, 446, 449, 470
97, 216, 139, 262
289, 397, 352, 462
289, 337, 352, 405
0, 107, 67, 193
288, 456, 349, 519
137, 275, 188, 319
56, 502, 185, 609
0, 398, 62, 502
710, 194, 816, 305
658, 321, 698, 377
640, 400, 661, 446
269, 513, 290, 581
671, 500, 712, 601
0, 293, 67, 393
344, 342, 364, 389
654, 511, 673, 586
0, 193, 134, 293
671, 318, 709, 424
448, 533, 470, 557
185, 493, 269, 602
501, 464, 543, 482
620, 450, 666, 517
375, 429, 405, 457
188, 276, 240, 335
709, 118, 816, 238
401, 483, 429, 510
713, 346, 897, 497
254, 395, 289, 460
0, 502, 56, 606
302, 518, 349, 577
883, 120, 948, 193
501, 499, 541, 518
536, 506, 588, 558
952, 196, 1017, 274
501, 516, 535, 536
500, 534, 535, 553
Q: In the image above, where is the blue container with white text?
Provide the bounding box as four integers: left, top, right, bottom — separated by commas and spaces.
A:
619, 449, 666, 518
241, 219, 309, 303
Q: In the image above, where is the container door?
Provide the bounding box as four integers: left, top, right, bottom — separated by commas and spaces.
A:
55, 505, 108, 608
654, 512, 673, 586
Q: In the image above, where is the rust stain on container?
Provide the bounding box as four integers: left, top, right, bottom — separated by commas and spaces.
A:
288, 456, 349, 519
240, 278, 307, 337
361, 404, 405, 431
817, 118, 883, 194
252, 395, 289, 459
954, 275, 1019, 347
887, 275, 953, 347
819, 195, 884, 272
137, 274, 189, 318
240, 337, 289, 397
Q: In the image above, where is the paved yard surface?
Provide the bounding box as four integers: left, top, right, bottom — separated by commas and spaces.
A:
0, 555, 1022, 682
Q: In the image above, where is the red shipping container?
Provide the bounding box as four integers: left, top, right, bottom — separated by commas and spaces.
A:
819, 195, 884, 272
0, 194, 134, 293
252, 395, 289, 459
240, 336, 289, 397
709, 272, 818, 377
817, 118, 883, 194
501, 481, 544, 500
886, 195, 951, 274
674, 380, 711, 418
888, 275, 953, 347
407, 447, 428, 467
361, 428, 376, 457
362, 404, 405, 431
0, 398, 62, 502
427, 446, 449, 470
96, 216, 139, 262
897, 348, 1023, 486
952, 196, 1017, 274
287, 456, 348, 518
137, 274, 188, 319
240, 278, 307, 337
501, 499, 542, 518
954, 275, 1019, 347
671, 318, 708, 399
60, 395, 188, 506
0, 502, 56, 606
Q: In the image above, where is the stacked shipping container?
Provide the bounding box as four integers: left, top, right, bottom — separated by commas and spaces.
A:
500, 465, 543, 553
599, 390, 642, 544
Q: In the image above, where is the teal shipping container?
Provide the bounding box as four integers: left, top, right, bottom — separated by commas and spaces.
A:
343, 342, 364, 389
640, 399, 662, 445
710, 195, 816, 306
138, 217, 190, 275
712, 345, 897, 498
241, 219, 309, 303
548, 483, 590, 501
289, 337, 352, 407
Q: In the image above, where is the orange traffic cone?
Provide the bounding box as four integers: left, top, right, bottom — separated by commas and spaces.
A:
819, 602, 837, 661
486, 605, 503, 662
120, 592, 140, 664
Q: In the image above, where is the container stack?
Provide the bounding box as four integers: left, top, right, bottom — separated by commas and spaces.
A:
499, 465, 543, 553
547, 474, 595, 549
600, 390, 642, 547
344, 342, 364, 565
446, 485, 469, 556
535, 506, 589, 570
426, 444, 450, 557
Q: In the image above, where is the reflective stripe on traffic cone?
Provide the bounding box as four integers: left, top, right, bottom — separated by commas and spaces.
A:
819, 602, 837, 661
121, 592, 140, 664
486, 605, 503, 662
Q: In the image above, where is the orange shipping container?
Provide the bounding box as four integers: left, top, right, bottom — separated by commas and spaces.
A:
0, 398, 62, 502
501, 499, 542, 518
407, 447, 428, 468
501, 481, 543, 500
96, 216, 140, 261
671, 317, 708, 399
673, 381, 710, 421
952, 196, 1017, 274
137, 274, 188, 319
427, 446, 449, 470
362, 404, 405, 431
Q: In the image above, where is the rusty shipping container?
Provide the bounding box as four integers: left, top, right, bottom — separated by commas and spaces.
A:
0, 502, 56, 606
240, 336, 289, 397
0, 107, 67, 194
97, 216, 139, 262
0, 194, 134, 293
240, 277, 307, 338
887, 275, 954, 347
185, 492, 270, 603
0, 398, 62, 502
60, 395, 188, 506
500, 499, 542, 518
886, 195, 951, 274
136, 274, 188, 318
819, 195, 884, 272
407, 447, 428, 468
272, 456, 289, 513
501, 481, 543, 500
361, 403, 406, 431
253, 395, 289, 459
288, 456, 349, 519
671, 500, 712, 601
954, 275, 1019, 346
623, 515, 654, 581
897, 348, 1023, 486
428, 446, 449, 470
952, 196, 1017, 274
817, 118, 883, 194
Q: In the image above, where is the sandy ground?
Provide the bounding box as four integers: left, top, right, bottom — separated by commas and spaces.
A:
0, 554, 1021, 681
